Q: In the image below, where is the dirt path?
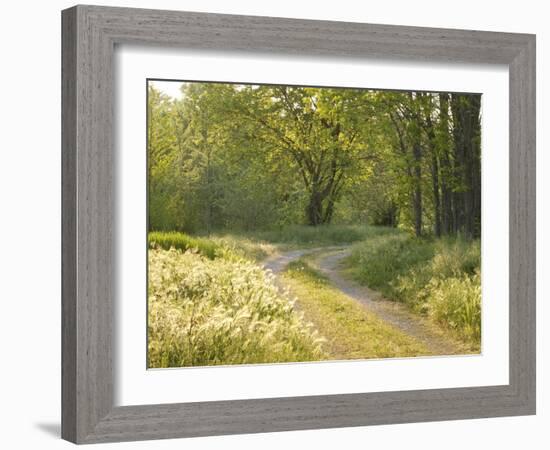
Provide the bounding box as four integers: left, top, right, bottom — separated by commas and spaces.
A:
263, 247, 466, 356
262, 246, 342, 273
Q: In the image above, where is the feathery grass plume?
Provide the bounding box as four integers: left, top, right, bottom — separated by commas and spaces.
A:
148, 247, 325, 368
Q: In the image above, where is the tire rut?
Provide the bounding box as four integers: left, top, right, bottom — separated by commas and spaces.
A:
264, 246, 469, 356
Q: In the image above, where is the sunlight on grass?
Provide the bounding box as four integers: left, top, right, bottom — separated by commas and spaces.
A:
148, 247, 325, 368
148, 226, 481, 364
348, 235, 481, 348
282, 259, 431, 360
148, 231, 277, 261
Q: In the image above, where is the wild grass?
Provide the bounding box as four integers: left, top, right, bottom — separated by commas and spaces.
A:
421, 272, 481, 343
149, 226, 481, 362
148, 231, 276, 261
348, 233, 481, 347
148, 231, 220, 259
211, 234, 276, 261
282, 259, 430, 360
244, 224, 396, 248
148, 247, 325, 368
149, 225, 392, 260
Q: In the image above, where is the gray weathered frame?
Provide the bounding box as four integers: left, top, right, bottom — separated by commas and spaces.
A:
61, 4, 536, 444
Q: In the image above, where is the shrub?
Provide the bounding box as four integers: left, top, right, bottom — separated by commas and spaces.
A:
148, 247, 325, 367
349, 234, 481, 347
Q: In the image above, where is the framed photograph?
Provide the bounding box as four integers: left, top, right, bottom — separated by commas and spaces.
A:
61, 5, 536, 444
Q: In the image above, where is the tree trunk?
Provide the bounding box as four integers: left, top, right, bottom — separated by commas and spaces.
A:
451, 94, 466, 235
430, 152, 441, 237
439, 93, 453, 235
306, 186, 339, 226
323, 197, 336, 224
423, 102, 441, 237
306, 189, 324, 226
470, 96, 482, 238
413, 141, 423, 237
450, 93, 481, 239
463, 103, 474, 239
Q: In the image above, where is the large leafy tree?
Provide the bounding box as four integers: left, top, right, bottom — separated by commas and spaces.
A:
227, 85, 375, 225
147, 82, 481, 238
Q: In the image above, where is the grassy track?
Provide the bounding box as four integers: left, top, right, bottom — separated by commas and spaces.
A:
147, 228, 481, 366
282, 260, 431, 360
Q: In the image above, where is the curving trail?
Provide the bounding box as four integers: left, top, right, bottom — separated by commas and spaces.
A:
262, 246, 342, 273
263, 246, 466, 356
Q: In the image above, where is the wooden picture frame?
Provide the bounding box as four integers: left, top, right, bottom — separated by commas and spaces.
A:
61, 4, 536, 444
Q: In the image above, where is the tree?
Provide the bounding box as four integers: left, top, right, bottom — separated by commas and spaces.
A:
147, 81, 482, 239
438, 92, 454, 236
148, 86, 186, 231
450, 93, 482, 238
228, 86, 371, 226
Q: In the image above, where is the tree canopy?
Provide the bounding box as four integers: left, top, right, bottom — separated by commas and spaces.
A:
148, 82, 481, 238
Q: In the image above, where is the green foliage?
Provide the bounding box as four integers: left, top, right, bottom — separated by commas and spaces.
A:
147, 78, 484, 362
149, 231, 276, 262
148, 231, 220, 259
148, 82, 481, 237
147, 87, 196, 231
147, 83, 301, 233
349, 234, 481, 347
148, 248, 325, 367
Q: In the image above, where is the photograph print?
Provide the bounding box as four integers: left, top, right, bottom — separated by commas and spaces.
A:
147, 80, 482, 369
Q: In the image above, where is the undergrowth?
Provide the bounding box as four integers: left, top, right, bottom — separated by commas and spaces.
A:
148, 247, 325, 367
348, 234, 481, 347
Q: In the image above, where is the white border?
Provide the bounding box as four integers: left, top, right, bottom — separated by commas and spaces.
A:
114, 45, 509, 406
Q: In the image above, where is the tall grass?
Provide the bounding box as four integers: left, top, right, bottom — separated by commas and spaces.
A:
422, 272, 481, 343
149, 225, 394, 258
249, 224, 395, 247
148, 247, 325, 367
149, 231, 276, 261
149, 231, 219, 259
349, 234, 481, 346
